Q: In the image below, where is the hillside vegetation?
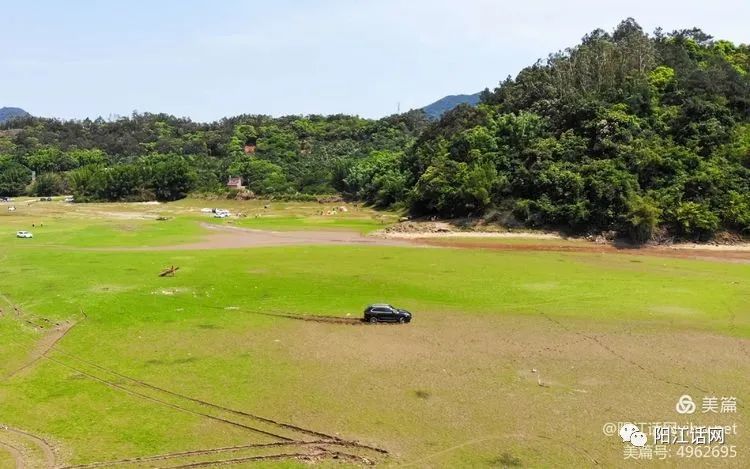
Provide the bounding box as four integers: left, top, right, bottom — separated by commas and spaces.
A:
1, 19, 749, 241
348, 19, 750, 241
0, 112, 428, 201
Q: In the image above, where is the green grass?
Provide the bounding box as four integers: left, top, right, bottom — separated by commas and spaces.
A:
0, 200, 748, 467
2, 244, 748, 336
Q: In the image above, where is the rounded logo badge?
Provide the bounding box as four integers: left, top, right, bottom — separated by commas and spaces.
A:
676, 394, 696, 414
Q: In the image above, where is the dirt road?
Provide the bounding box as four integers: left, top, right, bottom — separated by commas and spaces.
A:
101, 223, 750, 262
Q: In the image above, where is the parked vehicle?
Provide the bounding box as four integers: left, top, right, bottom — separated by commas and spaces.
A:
363, 304, 412, 323
214, 209, 230, 218
16, 231, 33, 238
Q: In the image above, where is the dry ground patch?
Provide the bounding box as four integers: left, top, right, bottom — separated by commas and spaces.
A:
269, 313, 749, 467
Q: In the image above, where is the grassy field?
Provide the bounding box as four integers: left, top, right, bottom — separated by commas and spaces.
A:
0, 198, 748, 467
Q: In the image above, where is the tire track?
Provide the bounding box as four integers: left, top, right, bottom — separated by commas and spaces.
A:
60, 441, 327, 468
5, 301, 388, 464
61, 350, 389, 453
0, 425, 57, 468
162, 449, 374, 468
162, 452, 321, 468
45, 356, 294, 442
54, 350, 340, 443
46, 351, 387, 456
5, 321, 77, 379
4, 304, 85, 380
255, 311, 365, 325
0, 440, 25, 469
61, 441, 380, 469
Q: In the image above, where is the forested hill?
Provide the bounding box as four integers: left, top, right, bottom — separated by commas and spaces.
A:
421, 93, 481, 119
362, 19, 748, 242
1, 19, 749, 242
0, 107, 30, 123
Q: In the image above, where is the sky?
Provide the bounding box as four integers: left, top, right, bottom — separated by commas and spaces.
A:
1, 0, 749, 122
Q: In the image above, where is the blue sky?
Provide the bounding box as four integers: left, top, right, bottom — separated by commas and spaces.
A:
1, 0, 748, 121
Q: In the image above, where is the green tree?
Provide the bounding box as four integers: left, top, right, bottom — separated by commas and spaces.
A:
145, 155, 196, 201
675, 201, 720, 240
0, 162, 31, 196
344, 151, 407, 207
30, 172, 65, 196
228, 158, 290, 195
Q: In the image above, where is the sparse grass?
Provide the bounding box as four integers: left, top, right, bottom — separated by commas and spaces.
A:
417, 235, 591, 245
0, 199, 748, 467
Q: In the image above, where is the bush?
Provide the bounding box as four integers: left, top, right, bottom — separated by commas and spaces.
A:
624, 195, 661, 243
30, 173, 65, 196
675, 201, 720, 240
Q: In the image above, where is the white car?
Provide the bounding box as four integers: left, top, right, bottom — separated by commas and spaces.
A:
214, 209, 230, 218
16, 231, 33, 238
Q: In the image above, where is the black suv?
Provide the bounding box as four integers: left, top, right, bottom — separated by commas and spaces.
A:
363, 304, 412, 323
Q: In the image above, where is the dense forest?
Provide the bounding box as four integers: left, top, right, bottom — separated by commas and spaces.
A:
0, 112, 429, 202
1, 19, 749, 241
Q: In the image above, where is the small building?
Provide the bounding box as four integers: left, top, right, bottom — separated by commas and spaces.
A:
227, 177, 244, 190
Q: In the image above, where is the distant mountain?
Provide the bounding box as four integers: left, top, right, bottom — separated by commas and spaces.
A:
0, 107, 31, 124
421, 93, 481, 119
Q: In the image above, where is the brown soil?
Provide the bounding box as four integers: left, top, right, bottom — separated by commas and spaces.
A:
417, 238, 750, 262
6, 320, 77, 379
283, 312, 750, 466
0, 440, 25, 469
124, 224, 418, 251
255, 311, 366, 325
61, 442, 376, 468
0, 426, 57, 468
102, 223, 750, 262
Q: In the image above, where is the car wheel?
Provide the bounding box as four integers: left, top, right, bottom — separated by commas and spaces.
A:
369, 317, 378, 324
398, 317, 405, 323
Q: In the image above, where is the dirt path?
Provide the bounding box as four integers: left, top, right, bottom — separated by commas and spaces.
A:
416, 238, 750, 262
0, 440, 25, 469
0, 426, 57, 468
123, 223, 418, 251
6, 321, 77, 379
96, 223, 750, 262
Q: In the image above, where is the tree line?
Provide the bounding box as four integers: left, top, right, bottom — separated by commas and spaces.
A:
1, 19, 749, 241
0, 112, 429, 201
